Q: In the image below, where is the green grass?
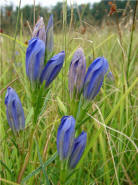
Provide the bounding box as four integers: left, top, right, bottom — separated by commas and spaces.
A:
0, 6, 138, 185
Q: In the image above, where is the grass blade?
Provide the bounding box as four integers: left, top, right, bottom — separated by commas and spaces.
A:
21, 152, 58, 184
35, 138, 50, 185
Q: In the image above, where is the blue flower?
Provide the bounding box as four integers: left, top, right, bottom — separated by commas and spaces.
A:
40, 51, 65, 87
46, 14, 53, 55
26, 38, 45, 82
57, 116, 75, 160
68, 48, 86, 97
26, 16, 64, 86
32, 17, 46, 43
68, 131, 87, 169
83, 57, 109, 100
5, 87, 25, 132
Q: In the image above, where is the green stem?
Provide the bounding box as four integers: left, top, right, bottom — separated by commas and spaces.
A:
12, 0, 21, 59
17, 128, 35, 183
60, 161, 65, 184
60, 160, 68, 184
99, 134, 110, 185
17, 106, 40, 183
127, 0, 137, 80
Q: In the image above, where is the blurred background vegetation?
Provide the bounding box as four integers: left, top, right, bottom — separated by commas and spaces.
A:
0, 0, 137, 34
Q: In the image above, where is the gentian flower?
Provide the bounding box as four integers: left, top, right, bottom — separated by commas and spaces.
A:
57, 116, 75, 160
46, 14, 54, 54
5, 87, 25, 132
26, 15, 64, 86
83, 57, 109, 100
68, 48, 86, 97
40, 51, 65, 87
68, 131, 87, 169
26, 38, 45, 82
32, 17, 46, 43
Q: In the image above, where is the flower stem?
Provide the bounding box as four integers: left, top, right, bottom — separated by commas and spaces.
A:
17, 120, 39, 183
17, 129, 34, 183
60, 160, 68, 184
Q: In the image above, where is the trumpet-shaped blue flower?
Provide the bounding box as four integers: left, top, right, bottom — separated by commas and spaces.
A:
46, 14, 53, 54
32, 17, 46, 43
69, 48, 86, 96
83, 57, 109, 100
57, 116, 75, 160
5, 87, 25, 132
69, 131, 87, 169
40, 51, 65, 87
26, 38, 45, 82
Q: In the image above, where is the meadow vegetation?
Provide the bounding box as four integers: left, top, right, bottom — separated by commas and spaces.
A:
0, 1, 138, 185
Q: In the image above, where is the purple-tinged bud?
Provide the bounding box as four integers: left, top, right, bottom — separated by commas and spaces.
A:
32, 17, 46, 43
83, 57, 109, 100
107, 71, 114, 81
69, 48, 86, 97
5, 87, 25, 132
57, 116, 75, 160
46, 14, 54, 55
26, 38, 45, 82
40, 51, 65, 87
69, 131, 87, 169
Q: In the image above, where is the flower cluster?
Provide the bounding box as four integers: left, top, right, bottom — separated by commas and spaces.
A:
4, 14, 113, 178
5, 15, 65, 133
69, 48, 109, 100
26, 15, 65, 86
57, 116, 87, 169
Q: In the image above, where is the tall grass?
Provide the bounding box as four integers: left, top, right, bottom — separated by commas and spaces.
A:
0, 1, 138, 185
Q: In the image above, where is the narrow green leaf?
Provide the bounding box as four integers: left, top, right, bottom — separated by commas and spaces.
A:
65, 169, 78, 184
35, 138, 50, 185
40, 90, 51, 116
0, 160, 12, 175
25, 108, 33, 126
21, 152, 58, 184
57, 96, 67, 115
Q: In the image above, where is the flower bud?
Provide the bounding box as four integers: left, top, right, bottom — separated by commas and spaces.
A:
46, 14, 53, 54
5, 87, 25, 132
32, 17, 46, 43
83, 57, 109, 100
69, 48, 86, 97
57, 116, 75, 160
40, 51, 65, 87
107, 71, 114, 81
69, 131, 87, 169
26, 38, 45, 82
